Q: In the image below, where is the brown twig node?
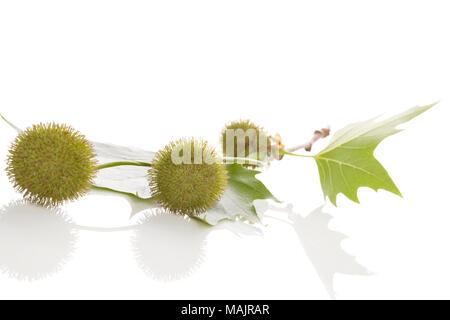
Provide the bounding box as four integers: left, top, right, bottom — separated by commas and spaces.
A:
284, 126, 331, 154
270, 133, 285, 160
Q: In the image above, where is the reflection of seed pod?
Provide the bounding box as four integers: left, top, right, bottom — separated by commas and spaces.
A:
148, 138, 228, 215
221, 120, 271, 167
0, 201, 78, 281
131, 212, 209, 281
6, 123, 98, 207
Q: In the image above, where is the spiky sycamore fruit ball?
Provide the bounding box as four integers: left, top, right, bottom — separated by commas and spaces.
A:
149, 138, 228, 216
6, 123, 98, 207
221, 120, 272, 166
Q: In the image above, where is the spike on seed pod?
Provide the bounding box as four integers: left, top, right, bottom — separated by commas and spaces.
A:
221, 120, 272, 167
5, 123, 98, 207
148, 138, 228, 216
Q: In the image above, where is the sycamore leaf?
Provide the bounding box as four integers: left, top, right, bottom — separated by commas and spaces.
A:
193, 164, 279, 225
93, 141, 155, 199
314, 103, 436, 206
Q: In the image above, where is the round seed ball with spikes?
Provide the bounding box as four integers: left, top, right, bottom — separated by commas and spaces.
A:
6, 123, 98, 207
221, 120, 272, 167
149, 138, 228, 216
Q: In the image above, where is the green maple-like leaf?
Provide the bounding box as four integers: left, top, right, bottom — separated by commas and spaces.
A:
314, 103, 436, 206
193, 164, 279, 225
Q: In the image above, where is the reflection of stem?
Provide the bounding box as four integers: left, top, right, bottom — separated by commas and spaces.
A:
97, 161, 152, 170
72, 224, 139, 232
91, 185, 155, 202
71, 216, 214, 232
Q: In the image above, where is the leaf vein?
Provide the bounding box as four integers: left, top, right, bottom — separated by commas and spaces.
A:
318, 156, 383, 181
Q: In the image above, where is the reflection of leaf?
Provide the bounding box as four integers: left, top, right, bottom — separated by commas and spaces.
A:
291, 206, 370, 299
314, 104, 435, 205
267, 204, 370, 299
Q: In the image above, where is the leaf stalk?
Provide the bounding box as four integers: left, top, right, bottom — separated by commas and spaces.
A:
97, 161, 152, 170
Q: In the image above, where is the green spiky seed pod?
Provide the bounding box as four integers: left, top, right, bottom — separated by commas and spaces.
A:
149, 138, 228, 215
221, 120, 272, 167
6, 123, 98, 207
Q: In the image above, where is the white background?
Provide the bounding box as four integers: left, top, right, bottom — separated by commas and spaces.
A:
0, 0, 449, 300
